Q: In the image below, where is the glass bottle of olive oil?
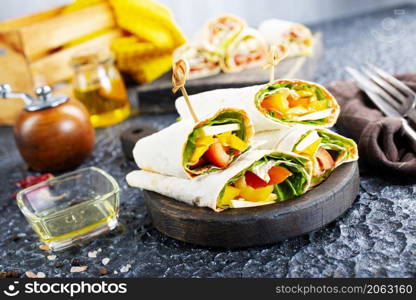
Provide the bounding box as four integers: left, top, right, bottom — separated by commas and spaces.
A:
71, 49, 131, 128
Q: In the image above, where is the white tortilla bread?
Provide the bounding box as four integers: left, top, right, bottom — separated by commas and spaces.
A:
252, 125, 359, 166
176, 85, 290, 132
175, 80, 340, 132
133, 108, 253, 179
126, 150, 312, 212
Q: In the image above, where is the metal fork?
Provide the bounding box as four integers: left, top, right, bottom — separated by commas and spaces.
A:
346, 66, 416, 141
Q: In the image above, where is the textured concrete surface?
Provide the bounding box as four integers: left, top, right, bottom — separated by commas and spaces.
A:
1, 5, 416, 278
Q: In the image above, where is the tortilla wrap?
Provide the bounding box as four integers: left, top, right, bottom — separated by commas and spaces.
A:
258, 19, 313, 57
220, 28, 268, 73
202, 14, 247, 55
126, 150, 312, 211
252, 125, 358, 186
133, 108, 253, 179
173, 43, 221, 80
176, 79, 340, 132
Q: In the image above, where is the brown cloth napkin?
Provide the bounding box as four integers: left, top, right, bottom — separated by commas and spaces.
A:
327, 73, 416, 178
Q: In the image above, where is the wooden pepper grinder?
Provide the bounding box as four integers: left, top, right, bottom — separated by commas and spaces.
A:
0, 84, 95, 172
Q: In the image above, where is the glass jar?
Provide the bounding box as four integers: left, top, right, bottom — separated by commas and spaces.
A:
70, 49, 131, 128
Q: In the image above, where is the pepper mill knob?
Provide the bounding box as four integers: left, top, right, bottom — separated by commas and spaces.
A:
0, 84, 12, 99
35, 86, 52, 101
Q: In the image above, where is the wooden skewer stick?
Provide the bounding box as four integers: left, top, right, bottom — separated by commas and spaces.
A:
262, 44, 289, 83
172, 59, 199, 123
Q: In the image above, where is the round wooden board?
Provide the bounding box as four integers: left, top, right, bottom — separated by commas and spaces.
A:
144, 162, 359, 248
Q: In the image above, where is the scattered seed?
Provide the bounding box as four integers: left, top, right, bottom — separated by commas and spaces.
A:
120, 264, 131, 273
39, 245, 50, 251
99, 267, 108, 276
88, 251, 97, 258
102, 257, 110, 266
37, 272, 46, 278
71, 258, 81, 266
47, 255, 56, 261
54, 262, 63, 268
10, 235, 20, 241
70, 266, 88, 273
25, 271, 38, 278
97, 248, 102, 252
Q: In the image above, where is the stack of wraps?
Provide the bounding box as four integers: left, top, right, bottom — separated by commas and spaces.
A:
173, 15, 315, 80
173, 15, 269, 79
126, 79, 358, 212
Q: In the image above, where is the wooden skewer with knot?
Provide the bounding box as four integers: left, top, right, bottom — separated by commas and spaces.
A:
172, 59, 199, 123
262, 44, 289, 83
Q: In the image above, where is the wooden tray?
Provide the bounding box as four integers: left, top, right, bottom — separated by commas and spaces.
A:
136, 33, 323, 114
144, 161, 359, 248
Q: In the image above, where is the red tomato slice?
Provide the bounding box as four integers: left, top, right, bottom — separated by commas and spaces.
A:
204, 143, 230, 169
245, 171, 268, 188
268, 166, 292, 185
316, 147, 335, 171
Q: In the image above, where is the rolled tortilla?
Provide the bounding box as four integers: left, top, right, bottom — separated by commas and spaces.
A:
220, 28, 268, 73
258, 19, 313, 57
173, 43, 221, 80
255, 79, 340, 127
203, 14, 246, 55
176, 79, 340, 132
252, 125, 358, 186
133, 108, 253, 179
126, 150, 312, 211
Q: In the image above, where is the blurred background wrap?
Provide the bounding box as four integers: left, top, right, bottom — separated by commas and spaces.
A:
64, 0, 186, 84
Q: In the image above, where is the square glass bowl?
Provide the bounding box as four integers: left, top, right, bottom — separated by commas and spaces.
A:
16, 167, 120, 251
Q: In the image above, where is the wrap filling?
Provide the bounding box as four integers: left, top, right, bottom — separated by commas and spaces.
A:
256, 81, 334, 125
217, 153, 310, 209
183, 111, 249, 175
292, 130, 357, 184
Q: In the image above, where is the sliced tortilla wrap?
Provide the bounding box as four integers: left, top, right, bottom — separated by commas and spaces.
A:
220, 28, 268, 73
252, 125, 358, 186
173, 43, 221, 80
203, 14, 246, 55
255, 79, 340, 127
126, 150, 312, 212
176, 85, 288, 132
259, 19, 313, 57
176, 79, 340, 131
133, 108, 253, 179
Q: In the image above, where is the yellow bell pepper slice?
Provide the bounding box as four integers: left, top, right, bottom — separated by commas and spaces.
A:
217, 132, 248, 152
239, 185, 274, 202
196, 135, 216, 146
190, 145, 209, 163
298, 137, 322, 156
218, 185, 240, 207
228, 134, 248, 151
309, 100, 328, 111
217, 132, 232, 144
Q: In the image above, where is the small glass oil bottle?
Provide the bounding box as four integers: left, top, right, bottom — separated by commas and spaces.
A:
70, 49, 131, 128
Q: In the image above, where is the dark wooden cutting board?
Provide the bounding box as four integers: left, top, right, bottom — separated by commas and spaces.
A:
135, 33, 323, 114
144, 161, 359, 248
